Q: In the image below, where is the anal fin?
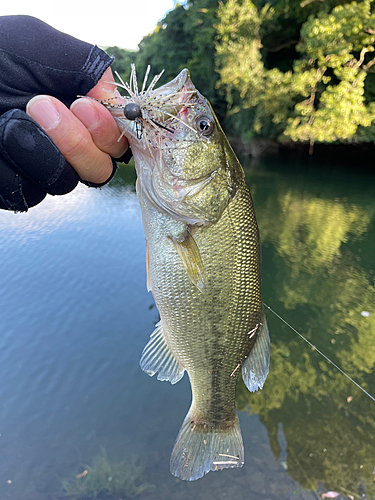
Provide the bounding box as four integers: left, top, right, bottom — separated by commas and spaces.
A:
140, 321, 185, 384
170, 227, 204, 292
242, 313, 270, 392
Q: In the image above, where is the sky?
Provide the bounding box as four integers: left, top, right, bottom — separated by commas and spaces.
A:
0, 0, 177, 50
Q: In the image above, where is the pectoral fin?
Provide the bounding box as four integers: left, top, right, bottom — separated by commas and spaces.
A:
170, 228, 204, 292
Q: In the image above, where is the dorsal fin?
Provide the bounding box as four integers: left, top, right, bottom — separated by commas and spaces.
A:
242, 314, 270, 392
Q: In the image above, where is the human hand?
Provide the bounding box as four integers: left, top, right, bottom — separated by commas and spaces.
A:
27, 67, 129, 186
0, 15, 129, 212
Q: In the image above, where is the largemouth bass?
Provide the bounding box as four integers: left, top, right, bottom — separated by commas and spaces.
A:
102, 65, 270, 481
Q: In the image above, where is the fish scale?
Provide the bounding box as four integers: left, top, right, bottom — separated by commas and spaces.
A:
102, 65, 270, 481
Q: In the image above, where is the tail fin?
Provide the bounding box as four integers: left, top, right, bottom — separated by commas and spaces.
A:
170, 406, 244, 481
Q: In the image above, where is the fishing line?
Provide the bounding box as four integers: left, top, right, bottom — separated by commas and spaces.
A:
150, 118, 175, 133
264, 302, 375, 403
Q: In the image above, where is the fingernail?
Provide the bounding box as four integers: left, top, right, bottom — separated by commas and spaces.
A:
27, 95, 60, 130
70, 98, 100, 131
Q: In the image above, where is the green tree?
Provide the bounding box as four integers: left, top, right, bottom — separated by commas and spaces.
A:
216, 0, 375, 146
105, 46, 137, 85
183, 0, 228, 114
135, 1, 225, 115
216, 0, 273, 139
135, 3, 193, 84
285, 0, 375, 149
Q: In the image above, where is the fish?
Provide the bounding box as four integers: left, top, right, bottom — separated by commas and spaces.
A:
101, 65, 270, 481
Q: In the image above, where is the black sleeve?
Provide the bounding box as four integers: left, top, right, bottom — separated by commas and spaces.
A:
0, 16, 119, 212
0, 15, 113, 112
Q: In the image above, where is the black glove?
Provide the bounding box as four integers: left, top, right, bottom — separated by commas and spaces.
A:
0, 15, 121, 212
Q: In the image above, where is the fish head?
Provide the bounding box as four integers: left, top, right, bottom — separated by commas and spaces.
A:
102, 66, 240, 226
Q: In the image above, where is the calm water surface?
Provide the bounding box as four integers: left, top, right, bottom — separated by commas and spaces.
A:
0, 157, 374, 500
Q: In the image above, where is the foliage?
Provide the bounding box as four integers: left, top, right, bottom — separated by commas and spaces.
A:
216, 0, 271, 104
216, 0, 375, 145
183, 0, 227, 114
62, 448, 155, 499
105, 46, 137, 85
134, 0, 226, 115
135, 3, 194, 85
104, 2, 225, 117
285, 1, 375, 146
103, 0, 375, 146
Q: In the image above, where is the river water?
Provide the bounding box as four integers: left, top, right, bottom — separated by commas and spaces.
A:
0, 156, 374, 500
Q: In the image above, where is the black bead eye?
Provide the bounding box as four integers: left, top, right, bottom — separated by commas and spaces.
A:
124, 103, 142, 120
195, 115, 214, 136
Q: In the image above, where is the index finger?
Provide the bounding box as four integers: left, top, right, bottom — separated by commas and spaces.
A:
86, 67, 119, 102
71, 67, 128, 160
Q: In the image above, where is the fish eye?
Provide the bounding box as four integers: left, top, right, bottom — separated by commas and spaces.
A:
195, 116, 214, 136
124, 103, 142, 120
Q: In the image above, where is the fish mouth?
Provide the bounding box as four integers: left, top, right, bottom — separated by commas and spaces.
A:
147, 68, 195, 130
153, 68, 190, 99
101, 66, 196, 144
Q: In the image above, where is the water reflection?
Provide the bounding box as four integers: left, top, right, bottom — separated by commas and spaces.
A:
0, 159, 374, 499
239, 157, 375, 499
0, 164, 138, 241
